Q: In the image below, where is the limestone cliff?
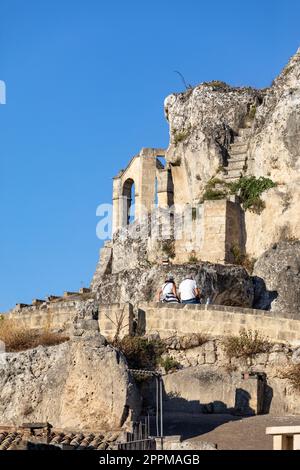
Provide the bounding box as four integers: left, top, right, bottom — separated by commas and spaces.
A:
96, 261, 254, 309
164, 83, 263, 203
0, 337, 140, 431
245, 48, 300, 256
253, 241, 300, 314
164, 48, 300, 258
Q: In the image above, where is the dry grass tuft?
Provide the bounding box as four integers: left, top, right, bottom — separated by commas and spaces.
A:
279, 365, 300, 391
222, 329, 271, 359
0, 318, 69, 352
114, 335, 165, 371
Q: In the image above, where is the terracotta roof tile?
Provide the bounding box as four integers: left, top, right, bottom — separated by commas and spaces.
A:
0, 426, 120, 450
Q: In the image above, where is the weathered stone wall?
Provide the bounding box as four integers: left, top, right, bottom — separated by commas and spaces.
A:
253, 241, 300, 315
150, 199, 245, 265
9, 299, 300, 347
111, 198, 245, 268
112, 148, 166, 234
138, 303, 300, 345
201, 198, 245, 264
8, 300, 79, 332
98, 303, 134, 341
140, 334, 300, 417
6, 299, 133, 342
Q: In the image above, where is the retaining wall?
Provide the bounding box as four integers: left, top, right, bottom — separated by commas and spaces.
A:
138, 303, 300, 345
6, 301, 300, 346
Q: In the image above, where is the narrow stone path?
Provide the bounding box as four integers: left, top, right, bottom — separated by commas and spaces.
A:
224, 127, 251, 182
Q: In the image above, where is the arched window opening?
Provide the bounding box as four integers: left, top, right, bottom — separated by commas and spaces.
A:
156, 156, 166, 169
122, 178, 135, 225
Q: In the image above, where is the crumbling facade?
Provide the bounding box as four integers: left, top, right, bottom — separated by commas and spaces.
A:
111, 149, 246, 266
107, 47, 300, 270
112, 148, 173, 234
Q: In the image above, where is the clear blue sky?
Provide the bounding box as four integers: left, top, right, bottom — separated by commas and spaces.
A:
0, 0, 299, 311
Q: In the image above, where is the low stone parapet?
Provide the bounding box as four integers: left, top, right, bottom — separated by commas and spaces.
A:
138, 303, 300, 345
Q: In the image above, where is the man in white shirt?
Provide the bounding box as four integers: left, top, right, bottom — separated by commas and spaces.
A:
178, 274, 201, 304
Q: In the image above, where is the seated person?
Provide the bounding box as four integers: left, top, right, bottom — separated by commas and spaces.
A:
178, 273, 201, 304
157, 274, 179, 303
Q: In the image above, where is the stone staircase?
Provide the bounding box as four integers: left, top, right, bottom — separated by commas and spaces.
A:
224, 127, 251, 182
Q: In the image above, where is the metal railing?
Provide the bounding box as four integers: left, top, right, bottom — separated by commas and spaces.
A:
118, 438, 156, 451
118, 369, 164, 450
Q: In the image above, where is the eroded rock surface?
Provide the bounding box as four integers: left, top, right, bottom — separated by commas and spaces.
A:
95, 262, 254, 309
164, 84, 263, 203
0, 338, 140, 431
253, 241, 300, 315
164, 48, 300, 258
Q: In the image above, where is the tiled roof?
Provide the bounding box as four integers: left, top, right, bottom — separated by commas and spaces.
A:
0, 431, 23, 450
0, 427, 120, 451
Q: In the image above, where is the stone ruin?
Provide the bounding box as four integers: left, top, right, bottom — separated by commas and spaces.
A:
98, 48, 300, 276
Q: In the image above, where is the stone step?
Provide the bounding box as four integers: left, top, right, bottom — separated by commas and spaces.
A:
229, 149, 247, 158
227, 161, 245, 171
230, 142, 248, 152
224, 169, 244, 179
238, 128, 252, 137
224, 175, 241, 182
234, 136, 245, 143
227, 156, 246, 163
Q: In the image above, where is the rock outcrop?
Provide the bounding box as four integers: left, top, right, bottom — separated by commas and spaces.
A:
0, 338, 140, 431
253, 241, 300, 315
164, 48, 300, 258
244, 48, 300, 257
95, 262, 254, 309
164, 83, 263, 203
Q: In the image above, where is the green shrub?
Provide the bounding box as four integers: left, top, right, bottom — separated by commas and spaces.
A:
230, 245, 256, 273
200, 176, 275, 213
206, 177, 226, 188
223, 329, 271, 359
201, 178, 228, 202
228, 176, 276, 213
115, 336, 165, 371
162, 239, 176, 259
188, 253, 198, 263
202, 188, 227, 201
160, 356, 181, 374
173, 126, 192, 146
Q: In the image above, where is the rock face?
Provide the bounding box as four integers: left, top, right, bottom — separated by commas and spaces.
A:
90, 48, 300, 316
0, 338, 140, 431
164, 48, 300, 258
164, 84, 263, 204
95, 262, 254, 309
253, 241, 300, 315
245, 48, 300, 257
